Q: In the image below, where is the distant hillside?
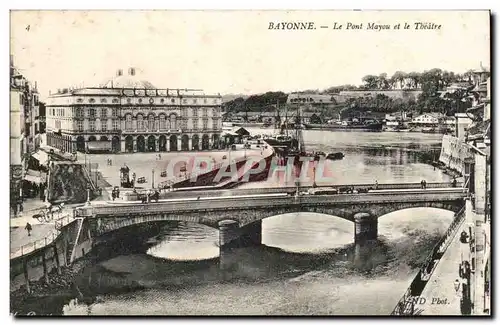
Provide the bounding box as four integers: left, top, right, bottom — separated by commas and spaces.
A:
222, 94, 250, 103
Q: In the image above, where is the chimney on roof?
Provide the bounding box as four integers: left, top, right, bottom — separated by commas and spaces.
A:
129, 67, 136, 76
117, 69, 123, 76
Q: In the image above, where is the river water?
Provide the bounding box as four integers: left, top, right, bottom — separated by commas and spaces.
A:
60, 130, 454, 315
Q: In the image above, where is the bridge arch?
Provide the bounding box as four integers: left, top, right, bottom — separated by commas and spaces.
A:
87, 197, 465, 237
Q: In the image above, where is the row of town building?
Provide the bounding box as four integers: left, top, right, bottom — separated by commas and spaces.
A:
45, 68, 224, 153
10, 56, 45, 202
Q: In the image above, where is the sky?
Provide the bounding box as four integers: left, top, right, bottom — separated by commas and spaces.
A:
10, 10, 490, 99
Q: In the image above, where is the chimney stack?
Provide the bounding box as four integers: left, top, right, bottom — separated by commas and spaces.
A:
129, 67, 136, 76
117, 69, 123, 77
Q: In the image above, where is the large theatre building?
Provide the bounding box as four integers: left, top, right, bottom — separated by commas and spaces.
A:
46, 68, 223, 153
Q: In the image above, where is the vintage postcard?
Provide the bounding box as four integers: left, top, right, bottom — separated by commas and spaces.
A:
9, 10, 491, 316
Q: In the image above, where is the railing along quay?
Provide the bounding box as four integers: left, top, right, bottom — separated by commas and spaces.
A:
391, 205, 466, 315
10, 214, 75, 260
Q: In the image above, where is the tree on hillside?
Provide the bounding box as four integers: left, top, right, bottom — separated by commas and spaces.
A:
322, 84, 358, 94
390, 71, 408, 89
377, 73, 390, 89
362, 75, 379, 89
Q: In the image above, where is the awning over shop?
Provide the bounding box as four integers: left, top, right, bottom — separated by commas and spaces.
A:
31, 151, 49, 165
221, 131, 238, 137
24, 169, 47, 184
86, 141, 112, 151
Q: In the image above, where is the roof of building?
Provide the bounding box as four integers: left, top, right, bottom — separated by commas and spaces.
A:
467, 120, 490, 140
100, 74, 157, 89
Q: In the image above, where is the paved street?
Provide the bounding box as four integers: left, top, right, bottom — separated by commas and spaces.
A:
10, 223, 57, 256
78, 147, 263, 189
418, 209, 472, 315
10, 202, 81, 258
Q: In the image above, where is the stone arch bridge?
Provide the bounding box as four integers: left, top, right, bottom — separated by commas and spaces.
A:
76, 188, 467, 247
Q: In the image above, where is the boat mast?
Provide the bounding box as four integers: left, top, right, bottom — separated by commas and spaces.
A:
297, 105, 305, 153
284, 100, 288, 137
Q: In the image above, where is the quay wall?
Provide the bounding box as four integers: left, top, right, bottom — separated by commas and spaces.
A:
10, 218, 93, 292
439, 135, 473, 175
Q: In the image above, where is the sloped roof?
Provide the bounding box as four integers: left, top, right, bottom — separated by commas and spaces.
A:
467, 120, 490, 139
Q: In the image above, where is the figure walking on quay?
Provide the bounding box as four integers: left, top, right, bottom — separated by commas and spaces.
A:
25, 222, 32, 237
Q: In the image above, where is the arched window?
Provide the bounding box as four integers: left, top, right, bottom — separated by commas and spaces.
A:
159, 115, 166, 130
137, 115, 144, 130
148, 115, 155, 130
125, 115, 133, 131
170, 114, 177, 130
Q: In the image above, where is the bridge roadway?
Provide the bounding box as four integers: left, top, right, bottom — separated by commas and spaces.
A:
77, 186, 467, 219
118, 181, 463, 201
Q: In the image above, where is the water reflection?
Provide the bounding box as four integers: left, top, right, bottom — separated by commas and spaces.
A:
64, 208, 453, 315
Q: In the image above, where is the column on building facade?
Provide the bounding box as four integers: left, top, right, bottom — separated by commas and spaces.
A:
133, 137, 137, 152
155, 137, 160, 152
188, 135, 193, 150
121, 137, 126, 152
166, 136, 170, 152
177, 137, 182, 151
208, 134, 213, 148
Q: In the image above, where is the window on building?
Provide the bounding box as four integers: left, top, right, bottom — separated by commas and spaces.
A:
212, 119, 218, 130
89, 120, 95, 131
181, 108, 187, 118
192, 107, 198, 117
102, 119, 108, 131
170, 114, 177, 130
112, 108, 117, 117
193, 99, 197, 104
148, 115, 155, 130
202, 119, 208, 130
113, 119, 119, 131
159, 115, 166, 130
137, 115, 144, 130
125, 115, 132, 131
101, 108, 107, 119
203, 107, 208, 117
193, 118, 199, 130
89, 108, 95, 118
77, 120, 84, 131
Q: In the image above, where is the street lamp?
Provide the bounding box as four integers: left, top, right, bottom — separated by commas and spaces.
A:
86, 185, 91, 206
152, 169, 155, 189
312, 166, 317, 188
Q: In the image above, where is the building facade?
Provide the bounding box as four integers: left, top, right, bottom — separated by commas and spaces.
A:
10, 56, 40, 202
410, 113, 441, 126
46, 68, 223, 153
